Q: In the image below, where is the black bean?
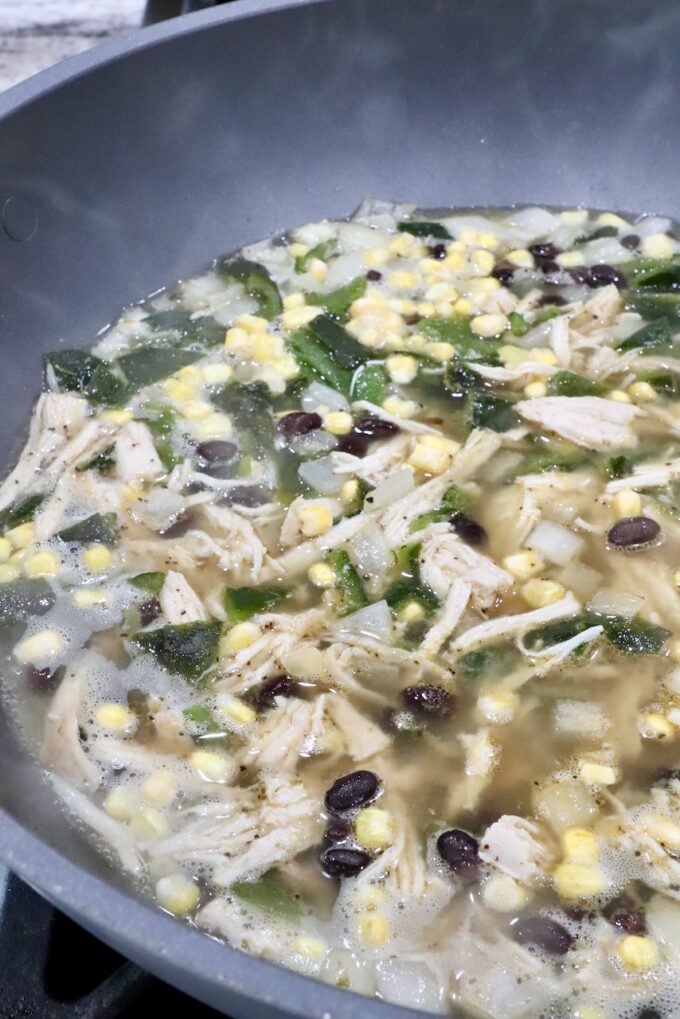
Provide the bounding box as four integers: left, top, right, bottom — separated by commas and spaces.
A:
321, 847, 371, 877
336, 433, 369, 457
195, 440, 238, 468
588, 263, 627, 289
450, 512, 487, 546
605, 905, 647, 935
621, 234, 641, 250
529, 243, 561, 262
607, 516, 661, 549
324, 770, 379, 814
429, 243, 447, 260
277, 411, 322, 441
541, 260, 561, 277
26, 664, 62, 693
220, 485, 272, 507
138, 597, 161, 627
159, 511, 195, 539
251, 674, 295, 712
437, 829, 479, 868
537, 294, 567, 308
353, 416, 400, 440
401, 685, 455, 717
323, 821, 351, 847
511, 916, 573, 955
366, 269, 383, 281
567, 267, 592, 286
491, 266, 514, 286
637, 1010, 663, 1019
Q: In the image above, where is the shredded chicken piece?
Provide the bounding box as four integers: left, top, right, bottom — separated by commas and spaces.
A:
159, 571, 207, 624
196, 896, 300, 960
479, 815, 549, 883
606, 456, 680, 493
330, 434, 413, 484
421, 580, 471, 656
216, 609, 327, 694
516, 396, 640, 451
51, 775, 142, 875
450, 593, 581, 654
419, 523, 512, 609
40, 659, 100, 789
115, 421, 165, 482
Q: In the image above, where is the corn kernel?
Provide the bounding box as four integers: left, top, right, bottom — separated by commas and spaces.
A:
176, 364, 203, 384
223, 621, 261, 654
271, 355, 299, 381
468, 276, 501, 294
83, 545, 113, 573
573, 1007, 606, 1019
0, 537, 11, 563
640, 712, 675, 740
612, 489, 641, 518
453, 297, 473, 315
252, 333, 285, 363
308, 562, 335, 588
96, 703, 135, 732
182, 400, 213, 421
281, 306, 322, 331
161, 378, 198, 402
387, 298, 418, 316
156, 874, 200, 916
0, 564, 20, 583
363, 247, 390, 268
481, 873, 530, 912
642, 813, 680, 850
597, 212, 629, 228
357, 885, 386, 910
388, 270, 418, 290
608, 389, 631, 403
14, 628, 63, 663
130, 808, 168, 840
224, 326, 250, 354
562, 828, 599, 865
670, 638, 680, 662
524, 381, 548, 398
104, 787, 136, 820
459, 229, 479, 246
628, 380, 656, 402
142, 770, 178, 806
308, 258, 327, 282
355, 808, 395, 850
503, 551, 545, 581
477, 689, 519, 725
195, 412, 233, 439
189, 750, 232, 782
381, 395, 417, 419
471, 250, 495, 275
478, 232, 500, 250
507, 249, 534, 269
24, 551, 59, 578
404, 332, 428, 352
298, 502, 333, 538
235, 313, 268, 334
407, 440, 450, 475
553, 862, 607, 899
323, 411, 353, 436
99, 407, 133, 425
5, 522, 35, 550
470, 314, 508, 337
9, 549, 28, 567
398, 600, 425, 624
292, 935, 327, 959
642, 233, 675, 259
521, 578, 565, 608
283, 291, 306, 310
532, 348, 559, 366
389, 233, 423, 257
288, 242, 309, 257
498, 344, 528, 369
359, 913, 390, 948
434, 302, 455, 318
218, 694, 257, 726
420, 433, 461, 455
74, 586, 109, 610
579, 761, 618, 786
617, 934, 658, 972
423, 341, 454, 363
339, 479, 360, 506
556, 250, 585, 268
560, 210, 589, 225
386, 354, 418, 384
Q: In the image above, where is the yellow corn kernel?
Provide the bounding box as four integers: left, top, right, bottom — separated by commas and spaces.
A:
224, 326, 250, 354
617, 934, 658, 973
104, 787, 136, 820
470, 313, 508, 337
579, 761, 618, 786
670, 638, 680, 662
498, 344, 528, 369
434, 301, 455, 318
386, 354, 418, 384
560, 209, 589, 225
101, 408, 134, 425
0, 537, 11, 563
9, 549, 28, 567
403, 332, 428, 353
72, 587, 108, 608
387, 297, 418, 316
357, 885, 386, 910
130, 807, 168, 840
0, 564, 20, 584
597, 212, 629, 228
176, 364, 203, 384
218, 694, 257, 726
281, 306, 321, 331
298, 502, 333, 538
323, 411, 353, 436
161, 378, 198, 402
521, 579, 565, 608
416, 301, 436, 317
424, 282, 455, 302
420, 433, 461, 455
423, 341, 454, 363
195, 412, 233, 439
96, 703, 135, 732
181, 400, 213, 421
532, 348, 559, 366
308, 562, 335, 588
156, 874, 200, 916
235, 313, 268, 334
556, 250, 585, 268
612, 489, 641, 518
363, 247, 390, 268
642, 813, 680, 850
389, 233, 423, 257
640, 712, 675, 740
24, 551, 59, 578
142, 770, 178, 807
562, 828, 599, 865
628, 380, 656, 402
468, 276, 501, 294
477, 689, 519, 725
481, 873, 530, 913
573, 1007, 606, 1019
122, 484, 144, 504
308, 258, 328, 282
453, 297, 473, 315
471, 250, 495, 275
14, 628, 63, 663
553, 862, 607, 900
459, 229, 479, 246
355, 808, 395, 851
387, 270, 417, 290
524, 380, 548, 398
339, 479, 360, 507
252, 333, 285, 363
608, 389, 631, 403
359, 913, 390, 948
381, 395, 417, 419
283, 291, 306, 310
396, 600, 424, 625
642, 233, 675, 259
478, 232, 500, 250
407, 440, 450, 475
5, 522, 35, 550
189, 750, 231, 783
223, 621, 261, 654
292, 935, 327, 959
83, 545, 113, 573
271, 355, 299, 381
288, 242, 309, 257
503, 550, 545, 581
507, 249, 534, 269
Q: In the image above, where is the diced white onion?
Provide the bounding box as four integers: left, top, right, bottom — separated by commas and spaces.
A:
558, 559, 602, 601
291, 430, 337, 457
636, 216, 673, 237
525, 520, 584, 566
587, 589, 643, 619
301, 383, 349, 413
350, 521, 392, 590
297, 456, 344, 495
337, 600, 392, 639
375, 960, 446, 1014
364, 467, 415, 510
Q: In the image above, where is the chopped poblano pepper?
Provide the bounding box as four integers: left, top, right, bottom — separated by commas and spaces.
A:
397, 220, 452, 240
306, 275, 367, 322
294, 239, 336, 274
57, 512, 118, 546
212, 382, 274, 458
605, 454, 635, 480
573, 224, 618, 245
384, 542, 439, 614
410, 484, 475, 533
508, 311, 529, 337
457, 642, 521, 680
136, 403, 182, 470
469, 393, 519, 432
0, 493, 47, 530
133, 621, 223, 680
76, 444, 116, 475
306, 314, 369, 370
547, 371, 606, 397
231, 870, 300, 918
129, 571, 167, 594
287, 329, 352, 395
442, 360, 480, 401
183, 705, 221, 732
351, 363, 388, 404
525, 612, 669, 655
216, 258, 283, 320
617, 318, 675, 352
0, 579, 56, 623
420, 316, 501, 364
224, 585, 291, 623
325, 549, 368, 617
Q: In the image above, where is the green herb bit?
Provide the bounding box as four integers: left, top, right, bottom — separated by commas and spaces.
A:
129, 571, 166, 594
224, 585, 291, 624
0, 493, 47, 531
547, 371, 606, 397
306, 275, 367, 322
508, 311, 529, 337
231, 870, 300, 918
325, 549, 368, 617
596, 614, 670, 655
409, 484, 475, 533
573, 225, 618, 245
397, 221, 452, 240
605, 454, 635, 480
76, 445, 116, 475
457, 642, 520, 679
216, 257, 283, 320
183, 705, 221, 733
57, 512, 118, 546
294, 239, 336, 274
469, 393, 519, 432
132, 621, 223, 680
351, 363, 388, 404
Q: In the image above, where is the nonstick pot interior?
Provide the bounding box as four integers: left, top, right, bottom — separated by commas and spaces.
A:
0, 0, 679, 1015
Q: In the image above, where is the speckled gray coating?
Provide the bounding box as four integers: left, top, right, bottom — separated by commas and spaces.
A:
0, 1, 679, 1015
